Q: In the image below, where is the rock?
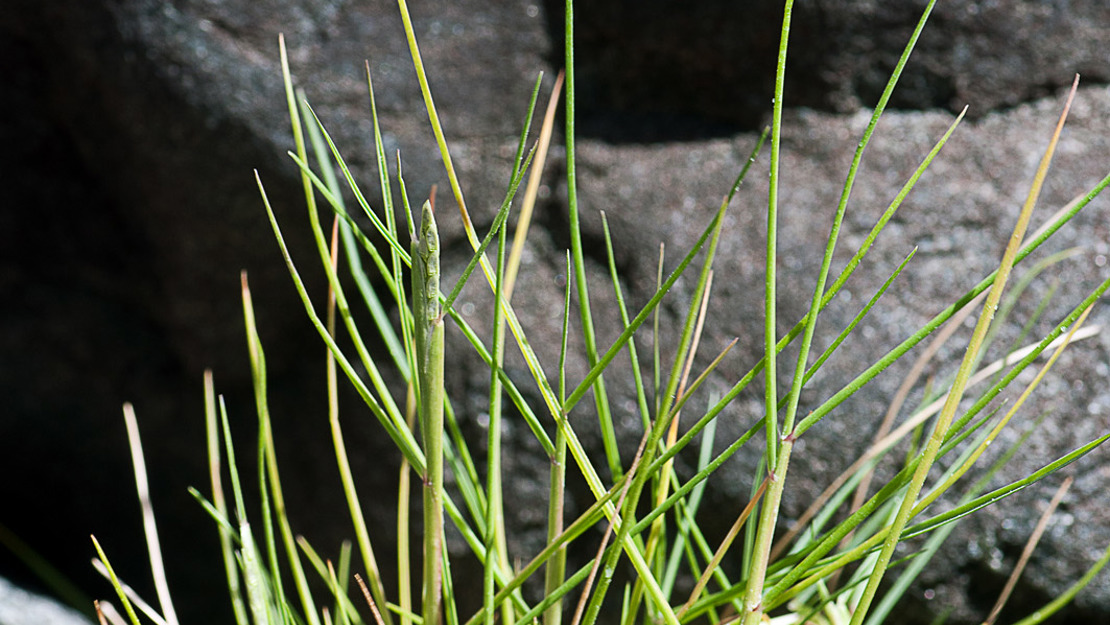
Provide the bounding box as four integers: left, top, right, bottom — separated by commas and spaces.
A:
560, 93, 1110, 625
0, 576, 92, 625
1, 0, 552, 620
3, 0, 1110, 623
554, 0, 1110, 139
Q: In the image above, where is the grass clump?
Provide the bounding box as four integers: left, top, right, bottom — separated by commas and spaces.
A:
91, 1, 1110, 624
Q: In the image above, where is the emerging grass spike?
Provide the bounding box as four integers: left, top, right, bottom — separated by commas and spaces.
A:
413, 199, 446, 625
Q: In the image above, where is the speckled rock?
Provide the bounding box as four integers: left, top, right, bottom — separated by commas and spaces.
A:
3, 1, 1110, 623
0, 576, 92, 625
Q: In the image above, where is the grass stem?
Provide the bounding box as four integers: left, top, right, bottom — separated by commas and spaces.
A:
413, 200, 446, 625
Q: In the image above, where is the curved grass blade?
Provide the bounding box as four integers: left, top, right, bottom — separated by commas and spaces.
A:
120, 403, 179, 625
242, 271, 320, 624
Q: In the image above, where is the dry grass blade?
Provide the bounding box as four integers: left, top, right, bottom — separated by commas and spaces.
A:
94, 600, 110, 625
647, 269, 716, 569
983, 476, 1074, 625
677, 476, 770, 619
671, 270, 714, 442
96, 601, 128, 625
506, 70, 564, 298
356, 574, 389, 625
569, 428, 655, 625
845, 74, 1083, 625
122, 404, 179, 625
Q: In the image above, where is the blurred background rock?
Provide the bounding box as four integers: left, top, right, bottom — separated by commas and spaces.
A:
3, 1, 1110, 622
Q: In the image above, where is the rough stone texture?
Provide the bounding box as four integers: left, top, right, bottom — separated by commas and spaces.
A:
560, 95, 1110, 625
3, 0, 1110, 623
0, 576, 92, 625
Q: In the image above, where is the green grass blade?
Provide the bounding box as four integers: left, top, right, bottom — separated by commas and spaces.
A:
299, 105, 410, 264
439, 146, 537, 316
803, 248, 917, 385
243, 271, 320, 624
481, 197, 509, 625
297, 537, 367, 625
336, 542, 356, 625
543, 252, 574, 625
599, 213, 652, 453
301, 95, 409, 379
362, 67, 411, 376
446, 309, 554, 456
287, 149, 405, 287
256, 172, 425, 470
558, 0, 620, 484
90, 537, 143, 625
205, 371, 250, 625
281, 58, 411, 471
847, 80, 1081, 625
756, 0, 792, 486
905, 429, 1110, 542
214, 396, 279, 624
562, 197, 729, 416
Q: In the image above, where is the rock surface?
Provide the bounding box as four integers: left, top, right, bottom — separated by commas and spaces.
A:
551, 0, 1110, 139
0, 576, 92, 625
3, 1, 1110, 623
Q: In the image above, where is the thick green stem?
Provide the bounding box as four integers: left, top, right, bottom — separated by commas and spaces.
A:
414, 201, 445, 625
483, 206, 511, 625
741, 439, 793, 624
543, 430, 568, 625
742, 2, 794, 623
562, 0, 620, 481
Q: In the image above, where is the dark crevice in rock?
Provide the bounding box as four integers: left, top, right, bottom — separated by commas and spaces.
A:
539, 0, 1110, 142
958, 558, 1060, 625
537, 195, 635, 284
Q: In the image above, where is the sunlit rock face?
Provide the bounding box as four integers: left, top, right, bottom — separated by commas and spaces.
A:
3, 1, 1109, 622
